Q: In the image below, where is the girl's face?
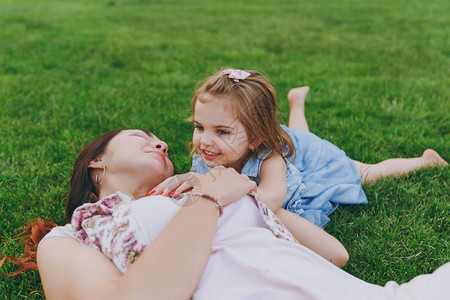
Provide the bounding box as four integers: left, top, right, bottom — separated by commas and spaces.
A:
192, 94, 252, 172
101, 129, 174, 188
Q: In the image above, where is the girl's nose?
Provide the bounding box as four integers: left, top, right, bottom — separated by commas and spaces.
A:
153, 140, 168, 154
200, 133, 214, 146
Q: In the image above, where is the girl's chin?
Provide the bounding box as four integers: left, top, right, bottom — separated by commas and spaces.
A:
204, 162, 218, 168
204, 161, 233, 169
203, 158, 222, 168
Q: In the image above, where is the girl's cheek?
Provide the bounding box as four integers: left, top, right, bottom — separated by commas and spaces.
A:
192, 136, 200, 149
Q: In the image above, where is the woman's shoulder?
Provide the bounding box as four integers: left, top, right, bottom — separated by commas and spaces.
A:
38, 224, 76, 247
37, 193, 133, 250
37, 227, 122, 300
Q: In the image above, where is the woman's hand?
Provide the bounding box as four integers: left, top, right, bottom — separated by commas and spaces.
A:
149, 172, 199, 197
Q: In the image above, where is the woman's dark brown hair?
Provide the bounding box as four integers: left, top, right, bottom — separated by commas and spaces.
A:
66, 129, 123, 221
0, 129, 124, 276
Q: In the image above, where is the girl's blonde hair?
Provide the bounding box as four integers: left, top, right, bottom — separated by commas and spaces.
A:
191, 68, 295, 161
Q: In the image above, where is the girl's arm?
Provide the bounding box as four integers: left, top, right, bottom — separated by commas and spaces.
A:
259, 155, 349, 267
276, 209, 349, 267
38, 167, 255, 300
257, 153, 287, 213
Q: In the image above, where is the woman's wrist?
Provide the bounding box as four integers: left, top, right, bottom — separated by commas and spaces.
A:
189, 192, 223, 216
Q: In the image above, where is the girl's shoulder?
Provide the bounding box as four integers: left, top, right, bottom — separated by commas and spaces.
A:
257, 148, 273, 161
240, 149, 274, 183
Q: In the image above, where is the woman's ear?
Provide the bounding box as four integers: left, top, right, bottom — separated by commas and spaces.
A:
88, 158, 104, 169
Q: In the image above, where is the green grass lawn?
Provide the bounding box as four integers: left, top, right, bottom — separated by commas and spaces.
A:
0, 0, 448, 298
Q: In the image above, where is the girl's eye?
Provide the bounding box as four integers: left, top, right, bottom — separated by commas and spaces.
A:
217, 129, 229, 135
194, 125, 204, 131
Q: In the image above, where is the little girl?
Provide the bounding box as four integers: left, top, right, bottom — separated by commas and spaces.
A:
151, 68, 447, 228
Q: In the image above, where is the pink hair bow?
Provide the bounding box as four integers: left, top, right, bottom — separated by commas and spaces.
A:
221, 69, 251, 82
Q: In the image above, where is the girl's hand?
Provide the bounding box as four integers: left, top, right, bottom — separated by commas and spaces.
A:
148, 167, 256, 206
148, 172, 199, 198
195, 166, 257, 207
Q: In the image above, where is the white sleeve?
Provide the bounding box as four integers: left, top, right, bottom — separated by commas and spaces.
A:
38, 224, 76, 246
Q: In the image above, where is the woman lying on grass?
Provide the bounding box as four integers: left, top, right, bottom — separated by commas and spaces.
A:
2, 129, 449, 299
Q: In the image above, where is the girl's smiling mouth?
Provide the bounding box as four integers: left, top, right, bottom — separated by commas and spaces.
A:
202, 149, 221, 160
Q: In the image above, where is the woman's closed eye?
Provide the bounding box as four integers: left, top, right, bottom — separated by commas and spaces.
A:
132, 132, 149, 139
131, 132, 155, 144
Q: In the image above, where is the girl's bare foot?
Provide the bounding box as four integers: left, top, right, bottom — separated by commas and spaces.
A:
287, 86, 310, 108
421, 149, 448, 167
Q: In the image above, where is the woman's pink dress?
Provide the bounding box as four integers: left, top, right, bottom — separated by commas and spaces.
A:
41, 193, 449, 299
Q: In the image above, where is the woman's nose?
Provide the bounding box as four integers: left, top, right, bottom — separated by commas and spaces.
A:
153, 140, 168, 154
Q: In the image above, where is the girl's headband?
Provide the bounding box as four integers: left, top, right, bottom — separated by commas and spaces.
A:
221, 69, 251, 82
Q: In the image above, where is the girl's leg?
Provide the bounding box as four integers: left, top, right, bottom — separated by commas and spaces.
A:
354, 149, 448, 184
287, 86, 310, 132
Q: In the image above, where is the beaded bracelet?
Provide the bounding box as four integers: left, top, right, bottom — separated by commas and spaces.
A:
190, 193, 223, 216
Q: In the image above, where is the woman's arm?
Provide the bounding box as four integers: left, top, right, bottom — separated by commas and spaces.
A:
276, 209, 349, 267
257, 153, 287, 213
38, 167, 256, 300
38, 197, 220, 300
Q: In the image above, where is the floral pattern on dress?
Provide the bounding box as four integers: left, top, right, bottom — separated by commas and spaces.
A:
248, 191, 298, 243
70, 191, 298, 273
70, 192, 146, 273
